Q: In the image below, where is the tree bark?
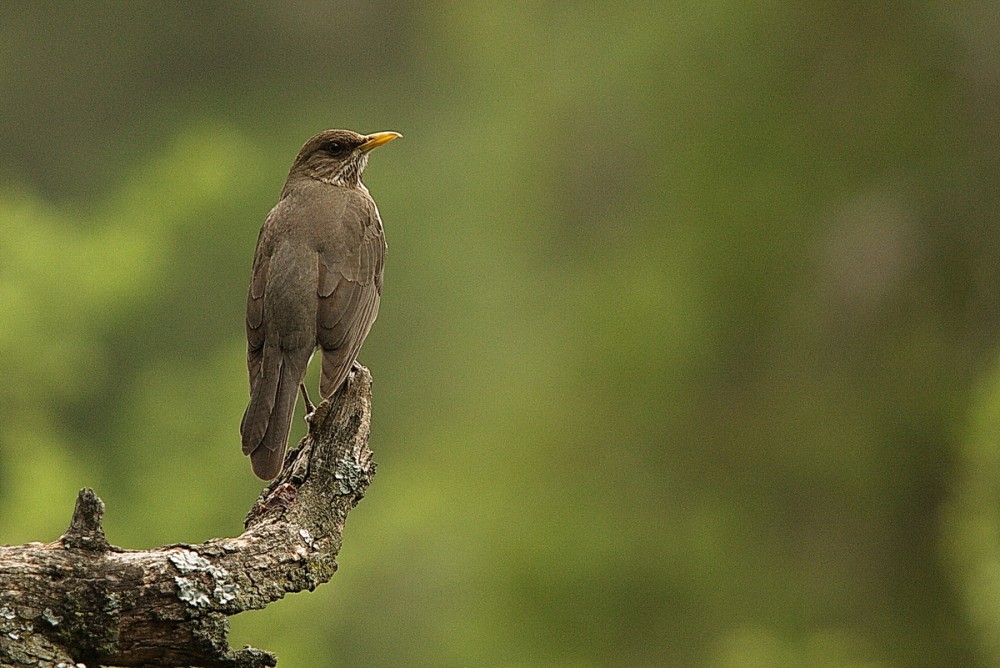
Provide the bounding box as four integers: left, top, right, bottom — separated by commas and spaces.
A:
0, 366, 377, 667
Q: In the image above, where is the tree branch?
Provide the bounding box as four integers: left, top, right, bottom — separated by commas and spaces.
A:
0, 366, 377, 667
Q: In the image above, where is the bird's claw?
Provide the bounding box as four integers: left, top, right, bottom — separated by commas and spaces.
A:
299, 383, 316, 422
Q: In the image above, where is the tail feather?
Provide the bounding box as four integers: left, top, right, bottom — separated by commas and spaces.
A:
241, 346, 303, 479
241, 345, 280, 455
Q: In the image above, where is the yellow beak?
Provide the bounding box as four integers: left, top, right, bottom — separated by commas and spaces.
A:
360, 131, 402, 153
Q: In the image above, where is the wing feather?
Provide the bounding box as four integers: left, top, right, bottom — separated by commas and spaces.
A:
315, 196, 385, 398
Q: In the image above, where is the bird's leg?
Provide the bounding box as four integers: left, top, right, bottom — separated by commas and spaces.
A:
300, 383, 316, 419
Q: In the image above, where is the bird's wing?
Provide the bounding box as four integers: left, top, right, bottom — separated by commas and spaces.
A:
245, 209, 275, 389
316, 195, 386, 398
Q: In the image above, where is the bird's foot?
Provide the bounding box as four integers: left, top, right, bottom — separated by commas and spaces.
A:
300, 383, 316, 422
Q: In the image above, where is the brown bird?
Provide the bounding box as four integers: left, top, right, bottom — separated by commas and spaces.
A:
241, 129, 401, 479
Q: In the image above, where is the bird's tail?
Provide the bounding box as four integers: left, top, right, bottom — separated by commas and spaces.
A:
241, 345, 303, 480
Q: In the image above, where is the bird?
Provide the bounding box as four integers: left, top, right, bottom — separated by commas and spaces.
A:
240, 129, 401, 479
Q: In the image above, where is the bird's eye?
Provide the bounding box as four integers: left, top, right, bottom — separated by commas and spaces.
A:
324, 141, 343, 155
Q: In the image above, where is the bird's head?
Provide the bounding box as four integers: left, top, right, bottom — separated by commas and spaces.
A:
290, 129, 402, 189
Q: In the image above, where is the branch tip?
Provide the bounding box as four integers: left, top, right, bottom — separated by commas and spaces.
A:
61, 487, 111, 552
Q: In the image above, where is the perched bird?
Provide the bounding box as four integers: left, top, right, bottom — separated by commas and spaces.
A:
240, 129, 401, 479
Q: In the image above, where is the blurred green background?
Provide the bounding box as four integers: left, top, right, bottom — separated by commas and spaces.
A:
2, 2, 1000, 666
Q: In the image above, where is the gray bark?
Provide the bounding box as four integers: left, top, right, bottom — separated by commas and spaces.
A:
0, 367, 377, 667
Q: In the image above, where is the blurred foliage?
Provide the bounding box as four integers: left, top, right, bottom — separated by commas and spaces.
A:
1, 2, 999, 666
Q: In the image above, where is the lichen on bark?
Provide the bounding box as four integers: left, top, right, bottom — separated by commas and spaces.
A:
0, 366, 376, 667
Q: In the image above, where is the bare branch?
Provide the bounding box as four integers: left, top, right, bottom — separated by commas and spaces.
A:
0, 366, 377, 667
